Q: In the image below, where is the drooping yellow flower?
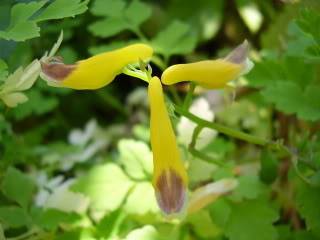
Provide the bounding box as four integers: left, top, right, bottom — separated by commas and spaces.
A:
40, 44, 153, 90
148, 76, 188, 216
161, 41, 253, 89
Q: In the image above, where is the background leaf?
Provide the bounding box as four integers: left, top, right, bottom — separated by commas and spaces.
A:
1, 167, 35, 209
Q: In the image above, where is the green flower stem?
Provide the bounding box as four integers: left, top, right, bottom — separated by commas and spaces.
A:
175, 105, 293, 156
151, 56, 167, 71
131, 27, 148, 42
176, 105, 268, 146
189, 125, 223, 166
7, 228, 39, 240
169, 85, 183, 105
182, 82, 196, 110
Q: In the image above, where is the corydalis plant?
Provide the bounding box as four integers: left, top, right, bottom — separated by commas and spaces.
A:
39, 37, 252, 217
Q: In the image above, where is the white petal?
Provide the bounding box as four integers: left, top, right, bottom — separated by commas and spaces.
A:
178, 97, 217, 149
188, 178, 238, 213
69, 119, 97, 145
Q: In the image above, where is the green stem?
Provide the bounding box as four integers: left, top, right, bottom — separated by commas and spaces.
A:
175, 105, 294, 157
189, 125, 223, 166
8, 229, 38, 240
182, 82, 196, 110
109, 211, 127, 238
176, 106, 269, 146
151, 56, 167, 71
169, 85, 183, 105
131, 27, 148, 42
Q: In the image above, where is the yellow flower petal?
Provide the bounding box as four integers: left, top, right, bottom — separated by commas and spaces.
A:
161, 41, 251, 89
148, 76, 188, 216
41, 43, 153, 90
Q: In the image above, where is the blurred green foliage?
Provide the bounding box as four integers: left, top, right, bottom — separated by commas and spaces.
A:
0, 0, 320, 240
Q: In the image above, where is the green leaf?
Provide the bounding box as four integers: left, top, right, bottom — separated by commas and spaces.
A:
188, 158, 216, 183
91, 0, 126, 17
152, 21, 197, 57
88, 17, 128, 38
260, 150, 278, 184
0, 1, 45, 41
35, 0, 89, 22
0, 223, 4, 239
231, 175, 265, 200
296, 9, 320, 45
296, 182, 320, 237
72, 163, 134, 211
10, 89, 58, 120
0, 59, 8, 82
225, 199, 279, 240
31, 208, 82, 231
124, 182, 158, 215
125, 225, 159, 240
187, 211, 221, 238
89, 0, 151, 38
96, 209, 124, 238
1, 167, 35, 209
0, 0, 88, 41
246, 57, 320, 121
165, 0, 224, 41
209, 199, 231, 228
124, 0, 152, 27
1, 92, 28, 108
0, 206, 30, 228
294, 230, 319, 240
262, 82, 320, 121
118, 139, 152, 180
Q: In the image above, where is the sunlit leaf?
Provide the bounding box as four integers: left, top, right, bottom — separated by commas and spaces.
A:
125, 225, 160, 240
72, 163, 134, 212
124, 182, 158, 215
118, 139, 153, 180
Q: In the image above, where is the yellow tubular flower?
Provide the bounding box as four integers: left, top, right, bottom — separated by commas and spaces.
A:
161, 41, 253, 89
148, 76, 188, 216
40, 44, 153, 90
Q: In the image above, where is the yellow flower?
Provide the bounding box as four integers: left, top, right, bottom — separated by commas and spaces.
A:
40, 44, 153, 90
161, 41, 253, 89
148, 76, 188, 216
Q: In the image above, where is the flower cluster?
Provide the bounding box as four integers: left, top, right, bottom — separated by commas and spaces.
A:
40, 38, 252, 216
